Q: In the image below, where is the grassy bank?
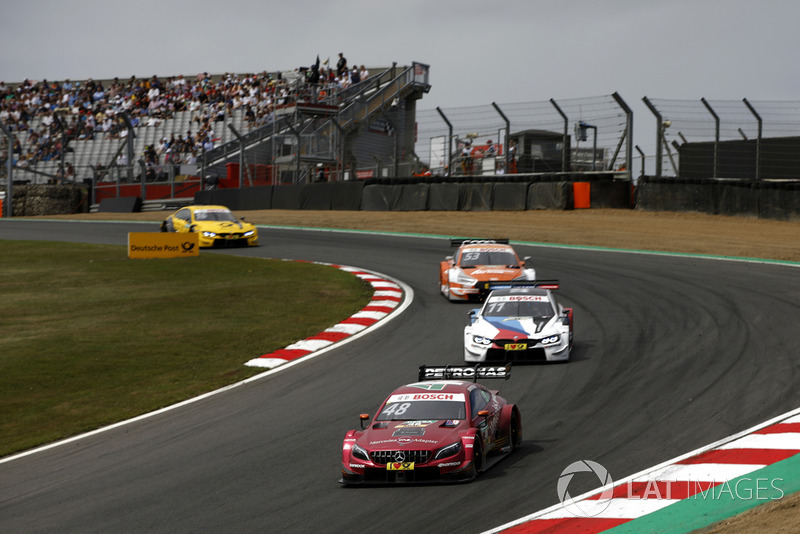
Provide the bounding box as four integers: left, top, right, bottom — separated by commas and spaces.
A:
0, 240, 372, 457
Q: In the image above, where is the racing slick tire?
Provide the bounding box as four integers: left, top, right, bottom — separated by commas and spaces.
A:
472, 439, 484, 476
510, 412, 521, 451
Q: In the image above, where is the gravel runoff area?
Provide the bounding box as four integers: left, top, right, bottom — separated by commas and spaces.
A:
27, 208, 800, 532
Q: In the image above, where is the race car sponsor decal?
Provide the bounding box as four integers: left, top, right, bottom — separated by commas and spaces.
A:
492, 295, 549, 302
386, 393, 466, 403
349, 464, 365, 469
419, 365, 511, 380
395, 421, 437, 427
392, 427, 426, 437
443, 420, 460, 427
469, 268, 516, 275
504, 343, 528, 351
439, 461, 462, 468
387, 462, 414, 471
462, 246, 511, 253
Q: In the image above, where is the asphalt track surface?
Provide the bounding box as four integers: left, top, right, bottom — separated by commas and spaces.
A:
2, 219, 800, 533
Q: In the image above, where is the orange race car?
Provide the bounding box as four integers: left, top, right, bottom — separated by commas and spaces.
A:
439, 239, 536, 301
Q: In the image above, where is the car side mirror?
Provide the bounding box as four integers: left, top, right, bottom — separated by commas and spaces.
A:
561, 315, 570, 326
359, 413, 370, 430
477, 409, 490, 428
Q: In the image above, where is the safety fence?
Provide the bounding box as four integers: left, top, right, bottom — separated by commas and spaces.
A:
414, 94, 633, 178
415, 96, 800, 183
642, 98, 800, 180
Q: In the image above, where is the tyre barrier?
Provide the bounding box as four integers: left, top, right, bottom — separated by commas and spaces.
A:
188, 176, 800, 220
636, 177, 800, 221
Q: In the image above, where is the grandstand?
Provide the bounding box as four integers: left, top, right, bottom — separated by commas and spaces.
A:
0, 62, 431, 208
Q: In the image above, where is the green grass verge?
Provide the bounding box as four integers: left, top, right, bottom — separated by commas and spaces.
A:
0, 240, 373, 457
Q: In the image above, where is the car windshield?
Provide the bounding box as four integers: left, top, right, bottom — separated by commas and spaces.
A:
459, 251, 518, 267
483, 298, 553, 318
377, 399, 467, 421
194, 209, 237, 222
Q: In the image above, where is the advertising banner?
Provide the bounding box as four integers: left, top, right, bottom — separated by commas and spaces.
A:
128, 232, 199, 259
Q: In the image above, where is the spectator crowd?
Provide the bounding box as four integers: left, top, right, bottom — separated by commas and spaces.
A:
0, 52, 371, 180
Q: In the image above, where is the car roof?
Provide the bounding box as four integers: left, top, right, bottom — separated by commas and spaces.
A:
460, 242, 515, 251
187, 205, 232, 211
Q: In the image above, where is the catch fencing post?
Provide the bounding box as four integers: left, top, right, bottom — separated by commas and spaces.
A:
0, 121, 12, 217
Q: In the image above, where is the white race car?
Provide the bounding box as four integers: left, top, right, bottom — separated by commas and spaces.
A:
464, 282, 573, 363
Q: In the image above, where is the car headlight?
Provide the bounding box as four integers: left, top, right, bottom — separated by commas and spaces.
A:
540, 334, 561, 346
243, 230, 255, 237
455, 271, 477, 286
351, 444, 370, 462
472, 335, 493, 346
202, 231, 217, 238
434, 441, 462, 460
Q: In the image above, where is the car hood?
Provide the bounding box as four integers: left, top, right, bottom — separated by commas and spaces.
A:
193, 220, 254, 232
358, 420, 466, 450
474, 316, 552, 337
460, 266, 522, 281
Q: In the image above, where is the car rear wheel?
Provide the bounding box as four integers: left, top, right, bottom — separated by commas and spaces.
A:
509, 413, 521, 451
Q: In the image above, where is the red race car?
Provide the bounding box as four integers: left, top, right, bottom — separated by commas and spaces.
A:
340, 365, 521, 485
440, 239, 536, 301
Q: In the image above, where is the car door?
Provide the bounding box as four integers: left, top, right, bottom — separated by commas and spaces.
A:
172, 208, 192, 233
470, 386, 502, 451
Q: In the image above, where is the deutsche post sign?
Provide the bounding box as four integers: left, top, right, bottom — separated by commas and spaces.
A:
128, 232, 199, 259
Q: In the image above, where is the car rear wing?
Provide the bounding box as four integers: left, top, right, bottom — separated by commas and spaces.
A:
483, 279, 560, 291
419, 364, 511, 382
449, 238, 510, 247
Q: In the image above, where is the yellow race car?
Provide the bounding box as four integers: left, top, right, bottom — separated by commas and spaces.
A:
160, 205, 259, 248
